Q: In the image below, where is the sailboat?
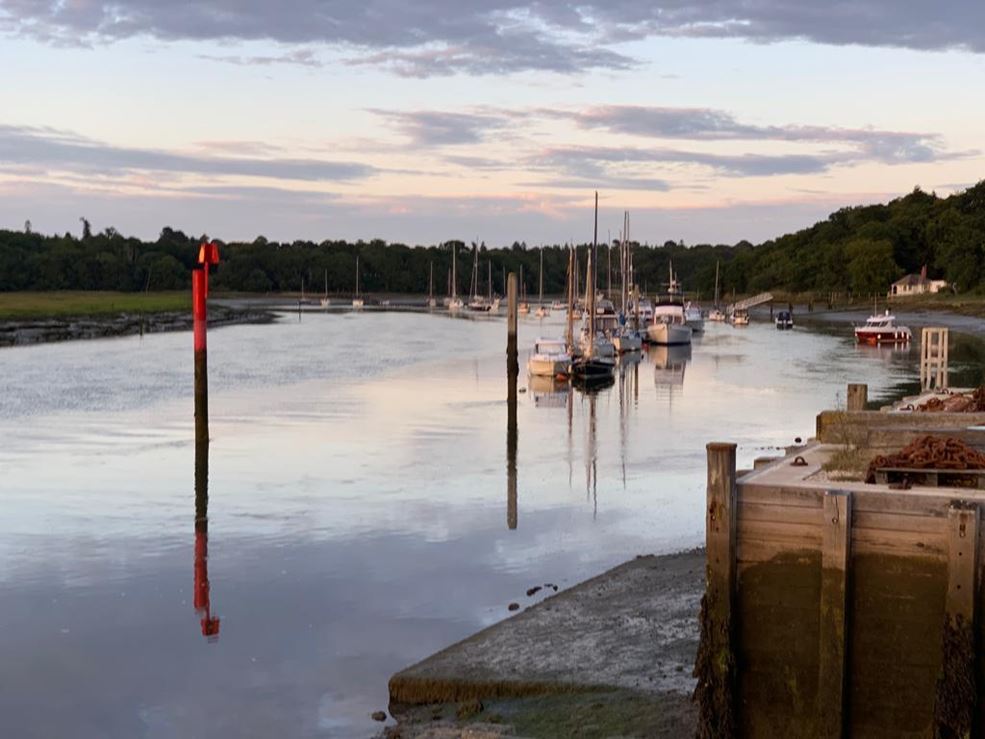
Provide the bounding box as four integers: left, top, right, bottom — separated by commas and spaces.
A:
518, 264, 530, 315
320, 269, 331, 307
535, 248, 550, 318
571, 193, 616, 386
448, 242, 463, 310
426, 261, 437, 308
488, 260, 501, 311
467, 243, 492, 312
612, 212, 642, 353
709, 261, 726, 321
352, 255, 364, 308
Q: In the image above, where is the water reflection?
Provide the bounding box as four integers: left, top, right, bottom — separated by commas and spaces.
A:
528, 375, 570, 407
650, 344, 691, 397
194, 427, 220, 640
194, 349, 220, 640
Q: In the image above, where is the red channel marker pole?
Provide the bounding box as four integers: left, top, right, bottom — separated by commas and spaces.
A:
192, 243, 220, 640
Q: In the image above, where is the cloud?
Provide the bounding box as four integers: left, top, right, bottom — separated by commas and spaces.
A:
3, 1, 984, 77
370, 110, 514, 147
0, 124, 374, 182
533, 145, 843, 179
198, 48, 324, 68
556, 105, 955, 164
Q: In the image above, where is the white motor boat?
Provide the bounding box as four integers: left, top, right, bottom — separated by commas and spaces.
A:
684, 302, 704, 333
551, 300, 566, 311
775, 311, 793, 330
708, 308, 726, 322
535, 304, 550, 318
527, 338, 571, 377
731, 309, 749, 326
448, 297, 464, 311
854, 310, 911, 345
351, 298, 364, 309
647, 319, 693, 345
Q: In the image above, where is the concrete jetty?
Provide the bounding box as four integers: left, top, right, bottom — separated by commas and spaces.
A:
387, 550, 703, 738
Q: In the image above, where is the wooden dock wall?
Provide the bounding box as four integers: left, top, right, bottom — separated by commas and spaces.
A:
696, 443, 984, 738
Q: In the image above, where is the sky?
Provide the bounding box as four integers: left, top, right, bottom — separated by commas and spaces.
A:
1, 1, 984, 246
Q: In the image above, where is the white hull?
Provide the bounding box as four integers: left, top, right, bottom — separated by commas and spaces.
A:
646, 322, 692, 345
535, 306, 550, 318
448, 298, 464, 311
527, 356, 569, 377
708, 309, 726, 322
731, 315, 749, 326
352, 298, 364, 308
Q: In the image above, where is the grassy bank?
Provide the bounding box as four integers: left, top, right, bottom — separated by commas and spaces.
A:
0, 291, 190, 320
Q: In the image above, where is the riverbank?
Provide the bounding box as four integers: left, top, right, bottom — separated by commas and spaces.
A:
0, 293, 274, 346
383, 550, 703, 738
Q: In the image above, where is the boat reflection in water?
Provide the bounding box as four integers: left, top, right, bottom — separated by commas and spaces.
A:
853, 341, 914, 363
528, 374, 570, 408
650, 343, 692, 388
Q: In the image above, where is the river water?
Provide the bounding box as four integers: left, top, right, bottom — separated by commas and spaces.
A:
0, 310, 967, 737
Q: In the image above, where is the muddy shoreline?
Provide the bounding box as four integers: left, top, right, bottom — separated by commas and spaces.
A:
0, 306, 275, 347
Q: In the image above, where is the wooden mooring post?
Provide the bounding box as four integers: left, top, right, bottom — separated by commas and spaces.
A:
506, 272, 518, 530
695, 442, 738, 738
818, 490, 852, 739
846, 383, 867, 412
920, 327, 949, 391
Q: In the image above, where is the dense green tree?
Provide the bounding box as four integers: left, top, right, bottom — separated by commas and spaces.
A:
2, 180, 984, 295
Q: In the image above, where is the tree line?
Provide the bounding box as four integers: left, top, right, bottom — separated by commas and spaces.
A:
2, 181, 983, 298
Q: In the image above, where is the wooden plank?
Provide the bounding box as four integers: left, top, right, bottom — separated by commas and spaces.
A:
739, 501, 824, 526
737, 540, 820, 565
738, 518, 823, 546
852, 510, 946, 535
852, 527, 948, 560
818, 490, 851, 738
740, 483, 824, 509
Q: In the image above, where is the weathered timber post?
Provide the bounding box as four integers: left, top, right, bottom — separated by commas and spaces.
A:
934, 502, 978, 737
818, 490, 852, 738
694, 442, 738, 738
507, 272, 518, 530
846, 383, 867, 412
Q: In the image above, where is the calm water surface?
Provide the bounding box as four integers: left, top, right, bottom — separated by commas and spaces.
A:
0, 311, 950, 737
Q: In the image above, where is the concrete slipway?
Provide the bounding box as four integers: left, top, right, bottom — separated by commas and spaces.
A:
384, 550, 704, 738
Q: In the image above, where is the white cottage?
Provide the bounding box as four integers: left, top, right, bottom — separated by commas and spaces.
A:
889, 266, 950, 297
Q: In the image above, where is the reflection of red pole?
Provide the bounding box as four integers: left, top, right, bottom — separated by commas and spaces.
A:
193, 242, 221, 641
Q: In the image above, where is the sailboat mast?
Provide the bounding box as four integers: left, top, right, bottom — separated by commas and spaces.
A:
539, 248, 544, 305
588, 192, 598, 357
714, 260, 720, 308
566, 245, 575, 351
488, 260, 492, 301
428, 261, 433, 299
354, 256, 359, 298
452, 243, 457, 299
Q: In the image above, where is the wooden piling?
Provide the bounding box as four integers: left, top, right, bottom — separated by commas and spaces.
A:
695, 442, 738, 738
507, 272, 518, 530
818, 490, 852, 739
846, 383, 867, 412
